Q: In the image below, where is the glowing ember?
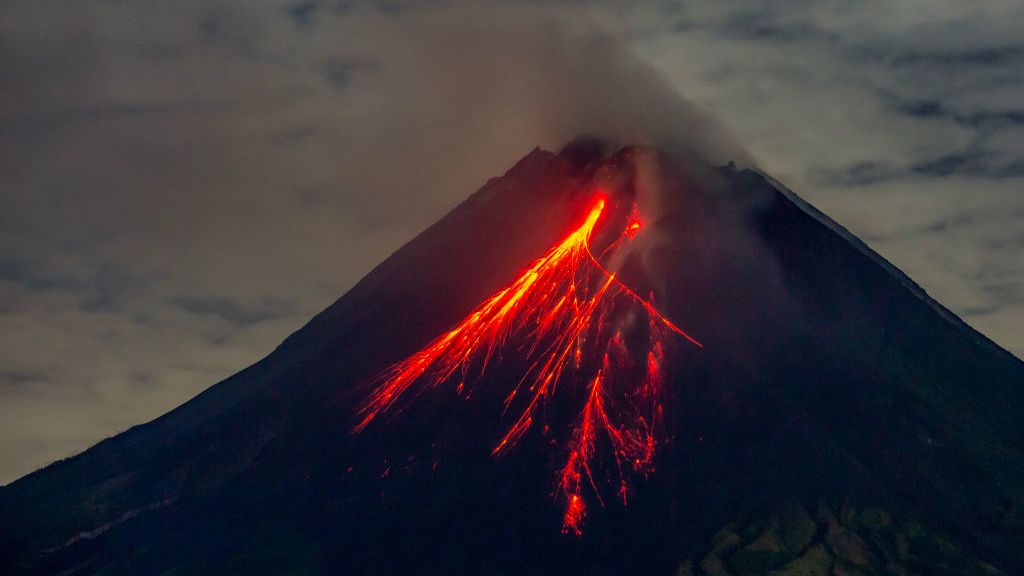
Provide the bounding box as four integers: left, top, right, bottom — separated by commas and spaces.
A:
353, 193, 701, 535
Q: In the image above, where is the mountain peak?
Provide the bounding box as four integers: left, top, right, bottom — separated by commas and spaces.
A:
2, 140, 1022, 575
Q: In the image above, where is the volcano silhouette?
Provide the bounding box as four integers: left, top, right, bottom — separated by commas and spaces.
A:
2, 138, 1023, 575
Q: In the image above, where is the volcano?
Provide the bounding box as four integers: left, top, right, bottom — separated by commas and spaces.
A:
2, 138, 1023, 575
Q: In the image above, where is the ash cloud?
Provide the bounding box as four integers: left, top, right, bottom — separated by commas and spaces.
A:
362, 3, 753, 166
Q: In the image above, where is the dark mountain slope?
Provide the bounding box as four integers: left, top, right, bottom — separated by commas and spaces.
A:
1, 139, 1021, 576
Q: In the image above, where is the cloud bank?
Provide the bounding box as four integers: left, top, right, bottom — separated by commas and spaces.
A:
1, 0, 1021, 484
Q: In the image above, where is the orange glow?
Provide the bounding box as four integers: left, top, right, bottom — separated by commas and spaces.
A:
353, 193, 701, 535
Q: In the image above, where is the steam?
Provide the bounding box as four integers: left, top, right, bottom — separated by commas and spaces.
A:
338, 2, 752, 217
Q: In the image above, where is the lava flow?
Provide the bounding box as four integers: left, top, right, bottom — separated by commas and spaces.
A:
353, 193, 701, 535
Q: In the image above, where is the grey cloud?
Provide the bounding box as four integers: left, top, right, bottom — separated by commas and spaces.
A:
636, 0, 1023, 344
885, 46, 1024, 68
0, 371, 51, 390
911, 153, 974, 177
287, 1, 321, 27
323, 58, 380, 90
810, 162, 905, 187
887, 94, 1024, 129
0, 0, 1021, 485
0, 259, 139, 314
0, 0, 752, 483
895, 99, 945, 120
714, 11, 836, 44
169, 295, 295, 328
912, 150, 1024, 179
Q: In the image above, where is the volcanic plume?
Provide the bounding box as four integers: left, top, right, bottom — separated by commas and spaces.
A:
2, 140, 1023, 576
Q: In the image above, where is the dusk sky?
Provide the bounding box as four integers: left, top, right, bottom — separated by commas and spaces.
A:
2, 0, 1022, 484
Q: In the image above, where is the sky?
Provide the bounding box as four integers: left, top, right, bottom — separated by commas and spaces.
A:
1, 0, 1022, 485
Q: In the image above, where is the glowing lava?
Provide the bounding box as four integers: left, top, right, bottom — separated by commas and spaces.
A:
354, 194, 701, 535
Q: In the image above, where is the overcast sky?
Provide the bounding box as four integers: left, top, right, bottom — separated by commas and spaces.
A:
1, 0, 1021, 485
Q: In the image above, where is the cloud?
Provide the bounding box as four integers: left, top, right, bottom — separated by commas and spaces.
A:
630, 0, 1023, 350
0, 0, 1021, 484
169, 295, 295, 328
0, 0, 749, 484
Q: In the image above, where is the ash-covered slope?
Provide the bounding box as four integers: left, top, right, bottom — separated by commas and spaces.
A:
1, 139, 1022, 576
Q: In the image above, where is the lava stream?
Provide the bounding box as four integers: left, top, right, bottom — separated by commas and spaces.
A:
353, 194, 701, 535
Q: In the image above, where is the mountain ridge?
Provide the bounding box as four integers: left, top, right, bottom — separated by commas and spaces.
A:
756, 167, 1021, 366
2, 140, 1021, 575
